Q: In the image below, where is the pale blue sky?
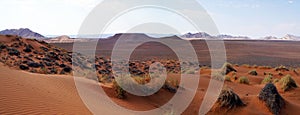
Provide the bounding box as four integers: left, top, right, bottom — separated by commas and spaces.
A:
0, 0, 299, 38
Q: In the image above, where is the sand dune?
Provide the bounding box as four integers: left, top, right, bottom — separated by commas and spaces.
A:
1, 62, 300, 114
0, 64, 91, 114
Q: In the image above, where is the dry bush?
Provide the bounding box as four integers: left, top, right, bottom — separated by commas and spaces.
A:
221, 62, 237, 75
278, 74, 298, 92
275, 65, 289, 71
248, 70, 258, 76
225, 75, 231, 82
214, 88, 245, 111
238, 76, 249, 84
259, 83, 285, 115
112, 80, 126, 99
211, 71, 225, 81
261, 75, 273, 84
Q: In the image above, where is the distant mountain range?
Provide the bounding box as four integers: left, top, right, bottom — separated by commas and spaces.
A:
181, 32, 250, 40
0, 28, 44, 39
262, 34, 300, 41
1, 28, 300, 42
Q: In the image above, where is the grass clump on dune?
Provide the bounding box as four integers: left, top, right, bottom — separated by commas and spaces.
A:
261, 75, 273, 84
238, 76, 249, 84
248, 70, 258, 76
275, 65, 289, 71
112, 80, 126, 99
214, 88, 245, 111
225, 75, 231, 82
221, 62, 237, 75
278, 74, 298, 92
211, 71, 225, 81
259, 83, 285, 115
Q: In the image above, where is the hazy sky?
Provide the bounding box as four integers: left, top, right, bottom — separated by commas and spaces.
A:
0, 0, 299, 38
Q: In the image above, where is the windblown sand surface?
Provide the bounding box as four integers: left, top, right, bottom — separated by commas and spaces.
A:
2, 62, 300, 114
0, 64, 91, 114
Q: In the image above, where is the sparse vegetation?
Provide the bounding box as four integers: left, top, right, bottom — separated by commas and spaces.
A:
259, 83, 285, 115
242, 64, 251, 68
263, 72, 273, 76
163, 77, 179, 93
7, 48, 20, 56
225, 75, 231, 82
112, 80, 126, 99
238, 76, 249, 84
221, 62, 237, 75
278, 71, 284, 76
273, 78, 280, 84
252, 64, 258, 68
214, 88, 245, 110
248, 70, 258, 76
275, 65, 289, 71
261, 75, 273, 84
258, 66, 272, 69
278, 74, 298, 91
211, 71, 225, 81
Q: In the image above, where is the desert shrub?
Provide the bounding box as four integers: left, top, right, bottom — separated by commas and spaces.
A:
259, 83, 285, 115
211, 71, 225, 81
0, 43, 6, 49
238, 76, 249, 84
165, 77, 179, 88
19, 64, 29, 70
39, 46, 49, 52
62, 66, 72, 73
7, 48, 20, 56
163, 77, 179, 93
248, 70, 258, 76
163, 83, 177, 93
263, 72, 273, 76
293, 69, 299, 76
252, 65, 258, 68
23, 46, 32, 53
39, 67, 48, 74
278, 74, 298, 91
275, 65, 289, 71
221, 62, 237, 75
242, 64, 251, 68
112, 80, 126, 99
261, 75, 273, 84
132, 76, 148, 85
225, 75, 231, 82
215, 88, 245, 110
259, 66, 272, 69
273, 78, 279, 83
278, 72, 284, 76
98, 74, 110, 83
27, 61, 40, 68
232, 72, 238, 81
185, 69, 196, 74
